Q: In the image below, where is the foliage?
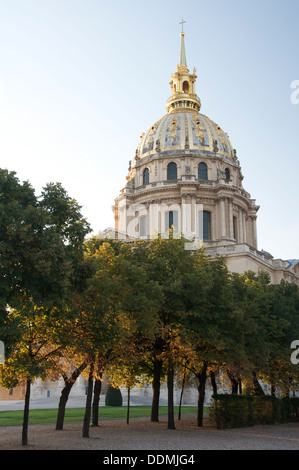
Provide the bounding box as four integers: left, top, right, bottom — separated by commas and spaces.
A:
209, 394, 254, 429
105, 385, 123, 406
209, 395, 299, 429
1, 169, 299, 443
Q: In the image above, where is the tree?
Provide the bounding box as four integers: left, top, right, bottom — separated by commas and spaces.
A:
262, 280, 299, 396
0, 170, 38, 317
0, 300, 63, 445
55, 357, 88, 430
226, 271, 273, 395
106, 355, 144, 425
116, 240, 164, 422
143, 234, 213, 429
182, 256, 230, 426
0, 171, 91, 445
67, 240, 125, 438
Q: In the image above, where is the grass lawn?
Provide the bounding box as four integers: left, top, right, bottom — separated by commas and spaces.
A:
0, 405, 202, 427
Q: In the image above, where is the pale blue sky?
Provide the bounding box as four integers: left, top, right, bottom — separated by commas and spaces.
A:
0, 0, 298, 259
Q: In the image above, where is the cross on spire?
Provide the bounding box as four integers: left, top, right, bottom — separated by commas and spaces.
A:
179, 18, 186, 33
179, 18, 187, 67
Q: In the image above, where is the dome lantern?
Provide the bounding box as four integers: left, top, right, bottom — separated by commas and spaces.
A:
166, 22, 201, 114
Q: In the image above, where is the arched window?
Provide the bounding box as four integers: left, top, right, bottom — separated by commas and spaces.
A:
167, 162, 177, 180
166, 211, 178, 231
225, 167, 230, 181
183, 81, 189, 93
198, 162, 208, 180
139, 215, 147, 238
199, 211, 211, 240
143, 168, 149, 185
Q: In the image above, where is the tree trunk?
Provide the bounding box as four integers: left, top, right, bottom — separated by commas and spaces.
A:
227, 370, 238, 394
82, 360, 95, 438
92, 376, 102, 426
167, 355, 175, 430
197, 362, 207, 427
127, 388, 130, 425
178, 364, 187, 420
253, 371, 265, 396
22, 379, 31, 446
210, 370, 217, 396
56, 381, 73, 430
238, 378, 242, 395
151, 358, 162, 422
56, 361, 87, 430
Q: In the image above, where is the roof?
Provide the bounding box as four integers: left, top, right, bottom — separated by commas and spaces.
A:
287, 259, 299, 270
137, 110, 236, 162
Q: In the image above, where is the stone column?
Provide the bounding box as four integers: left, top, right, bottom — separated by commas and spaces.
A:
157, 199, 162, 234
252, 215, 258, 249
149, 202, 159, 238
239, 209, 244, 243
228, 197, 233, 239
191, 195, 196, 234
181, 195, 187, 238
220, 197, 226, 239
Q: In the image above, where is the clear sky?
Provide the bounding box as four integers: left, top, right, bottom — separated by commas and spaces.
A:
0, 0, 298, 260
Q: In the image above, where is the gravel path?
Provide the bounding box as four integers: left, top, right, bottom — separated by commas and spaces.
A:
0, 415, 298, 450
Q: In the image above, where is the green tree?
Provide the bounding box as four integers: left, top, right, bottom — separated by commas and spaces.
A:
66, 240, 124, 438
263, 280, 299, 396
0, 172, 90, 315
140, 234, 212, 429
0, 171, 91, 445
115, 240, 164, 422
0, 300, 63, 445
182, 256, 230, 426
0, 170, 38, 318
227, 271, 273, 395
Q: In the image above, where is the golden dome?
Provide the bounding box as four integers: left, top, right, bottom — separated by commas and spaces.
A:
136, 28, 236, 163
137, 110, 235, 162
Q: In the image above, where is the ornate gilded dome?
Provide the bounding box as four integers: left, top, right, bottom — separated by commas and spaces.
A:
135, 27, 236, 164
115, 23, 261, 257
137, 110, 235, 161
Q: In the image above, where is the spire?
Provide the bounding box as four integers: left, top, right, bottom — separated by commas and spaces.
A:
165, 21, 201, 114
179, 18, 187, 67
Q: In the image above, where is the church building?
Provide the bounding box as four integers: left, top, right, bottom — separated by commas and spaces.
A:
113, 26, 299, 285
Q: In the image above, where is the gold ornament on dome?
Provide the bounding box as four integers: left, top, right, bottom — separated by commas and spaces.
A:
168, 117, 179, 142
193, 117, 205, 140
220, 138, 227, 148
215, 124, 226, 138
145, 123, 157, 146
